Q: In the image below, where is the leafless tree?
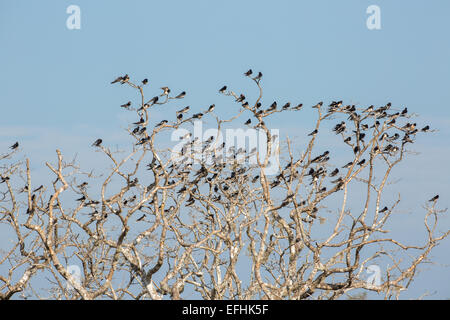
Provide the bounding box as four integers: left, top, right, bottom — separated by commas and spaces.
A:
1, 72, 448, 300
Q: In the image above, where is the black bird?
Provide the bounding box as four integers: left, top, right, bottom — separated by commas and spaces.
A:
245, 119, 251, 125
192, 113, 203, 119
242, 101, 249, 108
429, 195, 439, 202
379, 206, 388, 213
142, 78, 148, 85
308, 129, 318, 136
177, 106, 190, 114
401, 107, 408, 116
120, 101, 131, 109
175, 91, 186, 99
111, 75, 123, 84
421, 125, 430, 132
244, 69, 253, 76
147, 96, 159, 105
357, 159, 366, 166
0, 176, 10, 184
76, 195, 86, 202
282, 102, 291, 110
219, 86, 227, 93
33, 185, 43, 193
343, 137, 351, 143
133, 117, 145, 125
156, 120, 168, 127
292, 103, 303, 110
329, 168, 339, 177
207, 104, 215, 113
312, 101, 323, 109
10, 142, 19, 150
92, 139, 102, 147
363, 105, 374, 113
236, 94, 245, 102
253, 72, 263, 81
137, 214, 146, 222
353, 146, 360, 154
342, 162, 353, 169
132, 126, 140, 134
267, 101, 277, 111
121, 74, 130, 83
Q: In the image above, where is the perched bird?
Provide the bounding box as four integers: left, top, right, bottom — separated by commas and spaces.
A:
421, 125, 430, 132
142, 78, 148, 85
156, 120, 168, 127
192, 113, 203, 119
121, 74, 130, 83
207, 104, 215, 113
33, 185, 43, 193
219, 86, 227, 93
147, 96, 159, 105
244, 69, 253, 77
308, 129, 318, 136
160, 87, 170, 96
76, 195, 86, 202
236, 94, 245, 103
111, 75, 123, 84
429, 195, 439, 202
357, 159, 366, 166
120, 101, 131, 109
92, 139, 102, 147
177, 106, 190, 114
245, 119, 251, 125
379, 206, 388, 213
253, 72, 263, 81
136, 214, 146, 222
133, 117, 145, 125
10, 142, 19, 150
329, 168, 339, 177
342, 161, 353, 169
312, 101, 323, 109
267, 101, 277, 112
175, 91, 186, 99
400, 107, 408, 116
282, 102, 291, 110
292, 103, 303, 110
363, 105, 374, 113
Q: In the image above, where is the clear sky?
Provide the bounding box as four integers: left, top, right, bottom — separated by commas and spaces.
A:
1, 0, 450, 299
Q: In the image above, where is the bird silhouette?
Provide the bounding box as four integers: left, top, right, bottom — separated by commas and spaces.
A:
92, 139, 102, 147
429, 195, 439, 202
244, 69, 253, 77
10, 142, 19, 150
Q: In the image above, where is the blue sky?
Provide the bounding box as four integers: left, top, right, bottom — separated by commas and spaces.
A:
1, 0, 450, 299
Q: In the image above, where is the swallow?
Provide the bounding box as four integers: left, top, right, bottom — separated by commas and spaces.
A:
0, 176, 10, 183
244, 69, 253, 77
78, 182, 88, 188
33, 185, 43, 193
292, 103, 303, 110
245, 119, 251, 125
421, 125, 430, 132
236, 94, 245, 103
76, 195, 86, 202
207, 104, 215, 113
343, 137, 351, 143
120, 101, 132, 109
92, 139, 102, 147
138, 127, 147, 135
156, 120, 168, 127
219, 86, 227, 93
177, 106, 190, 114
312, 101, 323, 109
10, 142, 19, 150
267, 102, 277, 112
282, 102, 291, 110
132, 126, 140, 134
160, 87, 170, 96
308, 129, 318, 136
142, 78, 148, 85
379, 206, 388, 213
342, 161, 353, 168
357, 159, 366, 166
242, 101, 249, 108
175, 91, 186, 99
329, 168, 339, 177
137, 214, 146, 221
133, 117, 145, 125
111, 75, 124, 84
147, 96, 159, 105
192, 113, 203, 119
429, 195, 439, 202
400, 107, 408, 116
121, 74, 130, 83
353, 146, 360, 154
253, 72, 263, 81
363, 105, 374, 113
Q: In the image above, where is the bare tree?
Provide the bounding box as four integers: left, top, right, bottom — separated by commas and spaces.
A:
0, 71, 448, 300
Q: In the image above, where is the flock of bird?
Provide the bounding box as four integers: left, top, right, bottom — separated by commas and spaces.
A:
2, 71, 441, 221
